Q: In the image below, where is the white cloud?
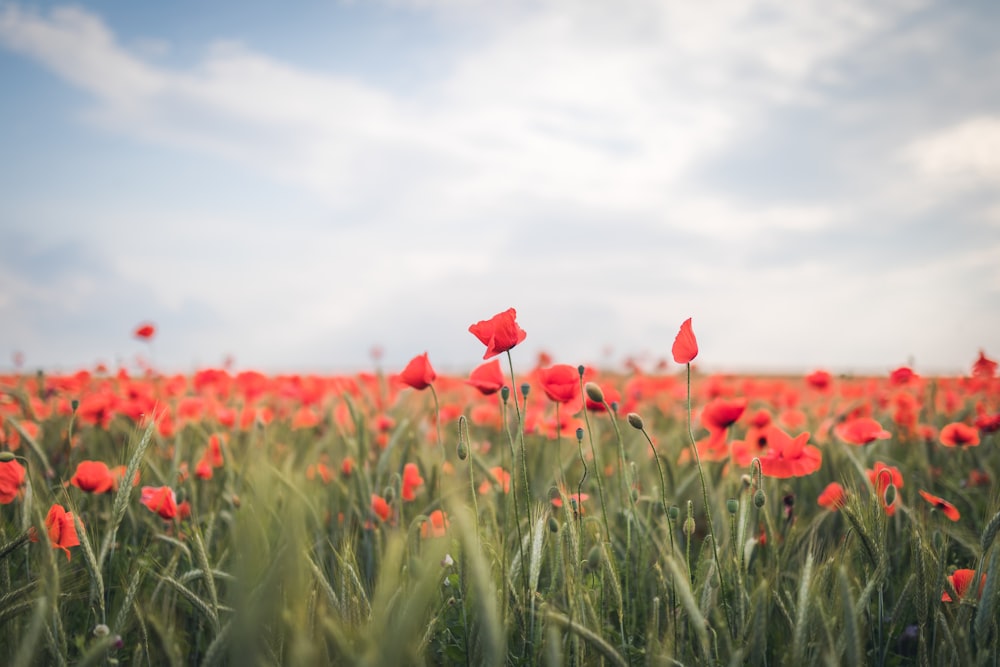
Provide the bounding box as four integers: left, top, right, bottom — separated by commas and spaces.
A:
903, 116, 1000, 188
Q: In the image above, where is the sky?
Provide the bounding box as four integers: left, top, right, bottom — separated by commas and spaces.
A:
1, 0, 998, 377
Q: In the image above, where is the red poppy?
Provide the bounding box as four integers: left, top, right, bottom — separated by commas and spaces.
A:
701, 397, 747, 431
371, 494, 391, 522
0, 459, 27, 504
420, 510, 449, 538
867, 461, 903, 516
731, 425, 770, 467
466, 360, 505, 395
341, 456, 355, 477
399, 353, 436, 391
757, 425, 822, 479
679, 427, 730, 464
469, 308, 527, 360
133, 323, 156, 340
834, 417, 892, 446
972, 350, 997, 378
69, 461, 115, 494
939, 422, 980, 448
889, 366, 917, 385
401, 462, 424, 501
817, 482, 846, 510
942, 568, 986, 602
306, 462, 334, 484
551, 492, 589, 515
478, 466, 511, 495
45, 504, 80, 561
538, 364, 580, 404
918, 490, 961, 521
140, 486, 178, 520
671, 318, 698, 364
805, 370, 832, 391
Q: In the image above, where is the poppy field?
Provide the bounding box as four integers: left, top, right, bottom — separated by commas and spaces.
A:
1, 310, 999, 666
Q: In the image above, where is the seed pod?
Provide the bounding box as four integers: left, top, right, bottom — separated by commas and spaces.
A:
627, 413, 644, 430
668, 505, 680, 521
501, 386, 510, 402
575, 427, 585, 442
727, 498, 738, 515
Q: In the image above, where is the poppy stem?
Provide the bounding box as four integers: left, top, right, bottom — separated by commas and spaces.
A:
506, 351, 533, 527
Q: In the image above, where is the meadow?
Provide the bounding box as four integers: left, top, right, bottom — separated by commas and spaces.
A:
1, 310, 998, 666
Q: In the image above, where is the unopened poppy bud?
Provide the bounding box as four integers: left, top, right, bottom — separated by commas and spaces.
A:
456, 440, 468, 461
753, 489, 766, 508
575, 427, 585, 442
610, 401, 619, 413
71, 399, 79, 412
383, 486, 396, 504
683, 517, 696, 535
520, 382, 530, 398
627, 413, 644, 430
883, 483, 896, 507
584, 382, 604, 404
0, 451, 15, 463
668, 505, 680, 521
586, 545, 601, 572
577, 365, 585, 378
548, 516, 560, 533
500, 386, 510, 402
727, 498, 738, 515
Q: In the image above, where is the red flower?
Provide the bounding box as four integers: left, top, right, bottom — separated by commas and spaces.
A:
918, 490, 961, 521
834, 417, 891, 446
371, 494, 391, 522
478, 466, 511, 495
468, 308, 527, 360
420, 510, 449, 538
0, 459, 27, 504
69, 461, 115, 494
701, 397, 747, 431
133, 323, 156, 341
140, 486, 178, 520
538, 364, 580, 404
867, 461, 903, 516
466, 359, 505, 395
942, 568, 986, 602
805, 370, 832, 391
757, 425, 822, 479
889, 366, 917, 385
401, 462, 424, 501
972, 350, 997, 378
45, 504, 80, 561
939, 422, 980, 448
399, 352, 436, 390
671, 318, 698, 364
817, 482, 846, 510
551, 492, 589, 516
679, 427, 730, 464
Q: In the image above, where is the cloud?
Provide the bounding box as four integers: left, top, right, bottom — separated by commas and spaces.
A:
903, 116, 1000, 188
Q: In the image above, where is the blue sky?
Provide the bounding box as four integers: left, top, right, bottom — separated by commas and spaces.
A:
1, 0, 998, 375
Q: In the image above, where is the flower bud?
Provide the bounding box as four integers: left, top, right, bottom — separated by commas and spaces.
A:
627, 413, 644, 430
383, 486, 396, 504
584, 382, 604, 404
740, 474, 752, 490
500, 386, 510, 402
548, 516, 560, 533
577, 364, 586, 378
0, 451, 16, 463
456, 440, 468, 461
727, 498, 738, 515
520, 382, 530, 399
668, 505, 680, 521
883, 483, 896, 507
586, 545, 602, 572
753, 489, 766, 508
683, 517, 696, 535
575, 427, 585, 442
71, 399, 79, 412
631, 488, 639, 503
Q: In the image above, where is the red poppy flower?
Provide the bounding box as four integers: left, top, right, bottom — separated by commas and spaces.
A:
817, 482, 846, 510
834, 417, 892, 446
701, 397, 747, 431
70, 461, 115, 494
306, 462, 333, 484
805, 370, 832, 391
551, 492, 589, 515
867, 461, 903, 516
45, 504, 80, 561
942, 568, 986, 602
538, 364, 580, 404
140, 486, 178, 520
0, 459, 27, 504
671, 318, 698, 364
889, 366, 917, 385
466, 359, 505, 395
918, 490, 961, 521
972, 350, 997, 378
478, 466, 511, 495
399, 352, 436, 390
679, 427, 730, 464
401, 462, 424, 501
371, 494, 391, 522
469, 308, 527, 360
731, 425, 770, 467
939, 422, 980, 448
757, 425, 822, 479
420, 510, 449, 538
133, 323, 156, 340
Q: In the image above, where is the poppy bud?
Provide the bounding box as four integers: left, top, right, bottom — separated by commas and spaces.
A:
669, 505, 680, 521
727, 498, 738, 515
520, 383, 530, 399
0, 451, 15, 463
683, 517, 696, 535
456, 440, 468, 461
754, 489, 766, 508
584, 382, 604, 404
383, 486, 395, 504
575, 427, 585, 442
627, 413, 644, 430
500, 386, 510, 402
548, 516, 560, 533
610, 401, 619, 413
577, 365, 585, 378
586, 545, 602, 572
883, 483, 896, 507
631, 488, 639, 503
71, 399, 79, 412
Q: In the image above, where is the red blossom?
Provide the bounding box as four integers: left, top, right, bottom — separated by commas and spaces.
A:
0, 459, 27, 504
140, 486, 178, 520
466, 359, 506, 395
972, 350, 998, 378
45, 504, 80, 561
942, 569, 986, 602
671, 318, 698, 364
420, 510, 449, 538
757, 425, 822, 479
401, 462, 424, 501
834, 417, 892, 446
468, 308, 527, 360
867, 461, 903, 516
399, 353, 436, 391
701, 397, 747, 431
805, 370, 832, 391
479, 466, 511, 495
538, 364, 580, 404
133, 323, 156, 340
817, 482, 846, 510
371, 494, 391, 522
69, 460, 115, 494
918, 490, 961, 521
939, 422, 980, 448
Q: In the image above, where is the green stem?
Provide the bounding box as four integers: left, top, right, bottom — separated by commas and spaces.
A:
506, 351, 533, 527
